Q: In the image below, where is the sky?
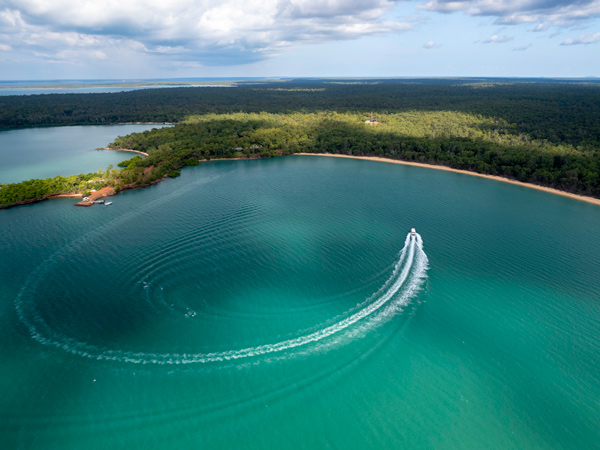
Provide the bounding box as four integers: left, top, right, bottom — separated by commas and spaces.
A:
0, 0, 599, 80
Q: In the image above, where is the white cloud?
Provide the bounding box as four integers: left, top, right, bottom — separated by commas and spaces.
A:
0, 0, 411, 65
496, 13, 539, 25
423, 40, 437, 48
420, 1, 471, 13
561, 31, 600, 44
418, 0, 600, 29
54, 47, 108, 61
481, 34, 513, 43
532, 22, 549, 32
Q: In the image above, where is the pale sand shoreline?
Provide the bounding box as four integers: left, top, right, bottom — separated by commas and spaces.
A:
105, 147, 149, 157
117, 122, 174, 126
199, 157, 261, 162
294, 153, 600, 207
48, 193, 81, 198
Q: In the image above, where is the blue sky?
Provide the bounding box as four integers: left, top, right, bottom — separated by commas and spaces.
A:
0, 0, 599, 80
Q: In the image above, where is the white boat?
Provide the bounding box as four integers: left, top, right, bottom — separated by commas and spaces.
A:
410, 228, 417, 236
104, 201, 113, 205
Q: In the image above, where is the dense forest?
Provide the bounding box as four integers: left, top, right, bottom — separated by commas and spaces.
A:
1, 78, 600, 208
108, 111, 600, 196
0, 169, 118, 208
2, 79, 600, 149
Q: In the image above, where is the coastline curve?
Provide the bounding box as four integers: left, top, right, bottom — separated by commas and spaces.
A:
105, 147, 149, 157
294, 153, 600, 207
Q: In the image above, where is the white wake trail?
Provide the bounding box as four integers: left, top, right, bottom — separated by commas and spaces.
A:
16, 232, 428, 365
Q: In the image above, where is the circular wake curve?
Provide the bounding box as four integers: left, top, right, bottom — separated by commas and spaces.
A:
16, 233, 428, 365
120, 203, 260, 285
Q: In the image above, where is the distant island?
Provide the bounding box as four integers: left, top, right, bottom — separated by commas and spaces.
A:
1, 79, 599, 209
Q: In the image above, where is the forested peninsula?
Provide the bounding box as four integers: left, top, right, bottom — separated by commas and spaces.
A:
1, 79, 600, 209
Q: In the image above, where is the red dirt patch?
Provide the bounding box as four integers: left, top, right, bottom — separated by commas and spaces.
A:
89, 186, 116, 201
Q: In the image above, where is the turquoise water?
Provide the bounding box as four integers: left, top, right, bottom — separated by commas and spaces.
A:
0, 125, 168, 184
1, 154, 600, 449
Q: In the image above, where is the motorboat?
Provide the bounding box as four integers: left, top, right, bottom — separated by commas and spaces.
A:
410, 228, 417, 236
104, 201, 113, 205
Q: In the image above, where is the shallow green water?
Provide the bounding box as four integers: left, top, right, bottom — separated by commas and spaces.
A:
1, 155, 599, 449
0, 125, 168, 184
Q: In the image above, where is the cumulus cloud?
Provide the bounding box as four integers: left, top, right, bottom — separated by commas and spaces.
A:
419, 0, 600, 28
420, 1, 472, 13
423, 40, 439, 48
561, 31, 600, 44
0, 0, 411, 66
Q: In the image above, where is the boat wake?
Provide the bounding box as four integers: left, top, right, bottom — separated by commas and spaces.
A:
16, 232, 428, 365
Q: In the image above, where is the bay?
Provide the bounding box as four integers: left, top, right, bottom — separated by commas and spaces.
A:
0, 125, 169, 184
1, 153, 599, 450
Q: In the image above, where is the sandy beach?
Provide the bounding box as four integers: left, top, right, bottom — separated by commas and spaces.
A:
199, 156, 263, 162
117, 122, 174, 126
48, 193, 82, 198
105, 147, 149, 157
294, 153, 600, 207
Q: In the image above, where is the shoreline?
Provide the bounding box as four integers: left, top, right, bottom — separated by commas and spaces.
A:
48, 193, 82, 198
116, 122, 174, 126
199, 156, 263, 162
0, 155, 253, 210
105, 147, 149, 157
0, 192, 82, 210
4, 152, 598, 210
294, 153, 600, 207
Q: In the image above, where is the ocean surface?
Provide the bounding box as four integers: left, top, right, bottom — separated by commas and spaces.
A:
0, 125, 169, 184
1, 144, 600, 449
